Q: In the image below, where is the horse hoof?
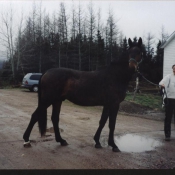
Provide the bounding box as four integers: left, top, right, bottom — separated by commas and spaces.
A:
95, 144, 102, 149
23, 141, 31, 148
112, 147, 120, 152
61, 141, 68, 146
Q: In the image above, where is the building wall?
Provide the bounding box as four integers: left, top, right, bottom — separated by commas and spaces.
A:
163, 37, 175, 77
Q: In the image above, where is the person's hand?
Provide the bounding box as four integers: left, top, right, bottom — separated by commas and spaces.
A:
161, 84, 165, 88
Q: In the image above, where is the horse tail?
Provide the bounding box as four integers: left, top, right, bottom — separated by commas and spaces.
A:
38, 74, 43, 106
37, 74, 47, 136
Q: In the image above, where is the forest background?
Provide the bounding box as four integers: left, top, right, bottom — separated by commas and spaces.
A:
0, 1, 169, 85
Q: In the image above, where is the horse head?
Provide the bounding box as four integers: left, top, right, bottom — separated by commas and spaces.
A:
128, 37, 142, 71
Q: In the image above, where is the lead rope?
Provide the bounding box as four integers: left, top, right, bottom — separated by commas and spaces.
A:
136, 69, 175, 126
129, 57, 169, 108
136, 69, 168, 107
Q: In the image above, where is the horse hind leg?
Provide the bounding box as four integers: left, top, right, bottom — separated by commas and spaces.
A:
23, 103, 49, 147
94, 106, 109, 148
51, 101, 68, 146
23, 108, 39, 147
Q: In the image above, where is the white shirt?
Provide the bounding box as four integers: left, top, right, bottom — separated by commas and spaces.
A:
159, 73, 175, 99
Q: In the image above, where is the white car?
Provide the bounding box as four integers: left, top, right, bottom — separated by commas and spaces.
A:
21, 73, 42, 92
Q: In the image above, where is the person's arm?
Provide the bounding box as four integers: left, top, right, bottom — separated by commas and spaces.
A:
159, 74, 170, 88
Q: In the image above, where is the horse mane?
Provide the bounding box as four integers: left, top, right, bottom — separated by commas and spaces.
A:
110, 52, 129, 68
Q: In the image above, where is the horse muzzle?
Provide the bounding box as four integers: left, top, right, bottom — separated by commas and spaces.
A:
129, 58, 138, 71
129, 58, 143, 72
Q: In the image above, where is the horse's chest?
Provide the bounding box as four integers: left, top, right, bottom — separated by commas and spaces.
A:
109, 84, 127, 102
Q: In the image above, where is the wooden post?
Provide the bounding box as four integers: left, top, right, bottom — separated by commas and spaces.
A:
133, 76, 140, 101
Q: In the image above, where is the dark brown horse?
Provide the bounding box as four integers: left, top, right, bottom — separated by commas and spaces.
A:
23, 37, 142, 152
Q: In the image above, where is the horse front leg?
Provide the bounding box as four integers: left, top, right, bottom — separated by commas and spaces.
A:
108, 103, 120, 152
94, 106, 109, 148
51, 101, 68, 146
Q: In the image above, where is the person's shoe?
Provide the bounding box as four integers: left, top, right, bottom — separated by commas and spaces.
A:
165, 136, 171, 141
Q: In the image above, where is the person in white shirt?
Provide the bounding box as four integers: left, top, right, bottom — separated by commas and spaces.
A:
159, 64, 175, 141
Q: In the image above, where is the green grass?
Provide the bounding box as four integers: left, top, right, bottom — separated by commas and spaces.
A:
125, 93, 163, 111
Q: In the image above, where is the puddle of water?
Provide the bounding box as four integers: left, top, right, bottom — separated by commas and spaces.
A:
114, 134, 162, 153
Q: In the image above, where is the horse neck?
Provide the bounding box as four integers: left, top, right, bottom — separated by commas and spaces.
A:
108, 62, 135, 83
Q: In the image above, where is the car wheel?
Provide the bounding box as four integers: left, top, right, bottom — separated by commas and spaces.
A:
32, 85, 38, 92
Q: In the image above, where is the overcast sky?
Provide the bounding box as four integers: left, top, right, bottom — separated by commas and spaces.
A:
0, 0, 175, 60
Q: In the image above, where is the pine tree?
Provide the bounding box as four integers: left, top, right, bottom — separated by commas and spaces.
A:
96, 30, 105, 69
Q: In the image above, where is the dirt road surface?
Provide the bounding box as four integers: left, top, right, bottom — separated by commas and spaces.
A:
0, 89, 175, 169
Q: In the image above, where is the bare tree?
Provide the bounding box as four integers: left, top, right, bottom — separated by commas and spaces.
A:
107, 8, 119, 61
71, 3, 77, 41
87, 1, 96, 70
57, 2, 69, 67
88, 2, 96, 42
67, 3, 77, 69
145, 32, 154, 57
0, 5, 15, 78
37, 1, 43, 73
31, 2, 37, 44
77, 2, 83, 70
119, 31, 124, 47
97, 8, 101, 33
58, 2, 68, 43
51, 11, 57, 35
16, 10, 24, 73
96, 7, 104, 69
160, 25, 169, 44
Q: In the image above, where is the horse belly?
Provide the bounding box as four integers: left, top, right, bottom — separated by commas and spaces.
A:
65, 91, 104, 106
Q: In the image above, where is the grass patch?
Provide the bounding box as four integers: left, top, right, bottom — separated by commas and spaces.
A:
125, 93, 163, 111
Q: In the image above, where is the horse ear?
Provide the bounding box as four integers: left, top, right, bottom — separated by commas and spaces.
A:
138, 37, 142, 47
128, 38, 133, 47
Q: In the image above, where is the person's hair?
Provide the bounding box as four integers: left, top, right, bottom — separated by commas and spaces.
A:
172, 64, 175, 68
